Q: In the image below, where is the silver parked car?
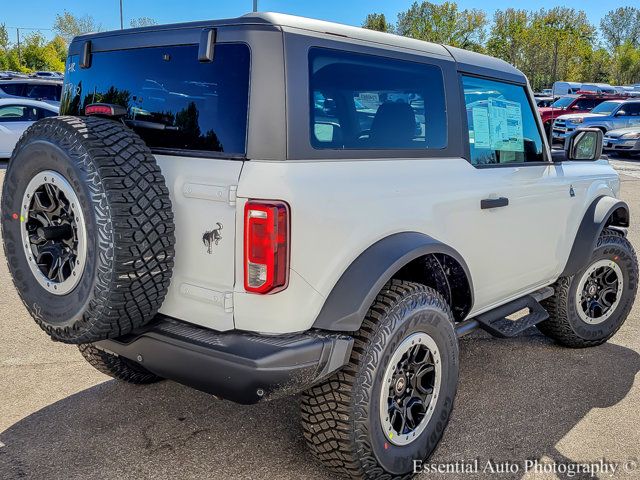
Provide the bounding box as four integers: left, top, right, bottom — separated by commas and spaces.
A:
0, 98, 59, 157
604, 127, 640, 156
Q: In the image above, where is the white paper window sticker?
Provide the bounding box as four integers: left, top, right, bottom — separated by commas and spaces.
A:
471, 106, 491, 148
488, 98, 524, 152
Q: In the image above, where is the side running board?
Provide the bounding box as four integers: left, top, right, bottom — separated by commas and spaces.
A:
456, 287, 554, 338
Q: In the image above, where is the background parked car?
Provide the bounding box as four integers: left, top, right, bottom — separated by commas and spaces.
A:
31, 71, 64, 79
0, 98, 58, 158
603, 127, 640, 157
551, 81, 581, 96
538, 92, 626, 135
535, 95, 556, 107
0, 79, 62, 104
580, 83, 617, 94
552, 99, 640, 146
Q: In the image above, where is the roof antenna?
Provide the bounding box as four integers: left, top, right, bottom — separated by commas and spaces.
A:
253, 0, 258, 12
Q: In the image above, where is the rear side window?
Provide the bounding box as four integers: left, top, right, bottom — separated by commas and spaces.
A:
62, 43, 250, 155
309, 48, 447, 150
622, 103, 640, 116
0, 105, 39, 122
0, 83, 26, 96
26, 84, 61, 101
574, 98, 600, 110
462, 76, 544, 165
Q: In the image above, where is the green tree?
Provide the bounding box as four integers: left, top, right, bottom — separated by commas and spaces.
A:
600, 7, 640, 51
526, 8, 595, 89
578, 48, 612, 84
396, 1, 487, 52
0, 24, 9, 52
362, 13, 393, 33
49, 35, 68, 64
54, 11, 101, 43
611, 41, 640, 85
486, 9, 529, 69
129, 17, 158, 28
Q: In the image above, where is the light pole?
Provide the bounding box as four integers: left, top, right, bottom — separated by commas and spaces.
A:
253, 0, 258, 12
119, 0, 124, 29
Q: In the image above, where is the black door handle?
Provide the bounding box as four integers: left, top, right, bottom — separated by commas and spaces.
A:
481, 197, 509, 209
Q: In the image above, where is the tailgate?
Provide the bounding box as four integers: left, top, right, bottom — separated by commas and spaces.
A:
156, 155, 243, 331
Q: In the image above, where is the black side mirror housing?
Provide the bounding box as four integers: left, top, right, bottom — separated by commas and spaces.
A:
564, 128, 603, 161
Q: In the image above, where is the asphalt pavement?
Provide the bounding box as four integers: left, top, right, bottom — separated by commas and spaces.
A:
0, 159, 639, 479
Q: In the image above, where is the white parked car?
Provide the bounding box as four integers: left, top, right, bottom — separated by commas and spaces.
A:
0, 98, 58, 157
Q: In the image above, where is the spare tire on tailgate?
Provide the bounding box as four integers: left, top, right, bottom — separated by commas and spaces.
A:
1, 116, 175, 343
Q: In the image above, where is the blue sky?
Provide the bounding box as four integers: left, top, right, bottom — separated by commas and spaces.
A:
3, 0, 638, 43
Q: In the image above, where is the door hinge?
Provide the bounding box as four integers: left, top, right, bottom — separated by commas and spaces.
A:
224, 292, 234, 313
228, 185, 238, 206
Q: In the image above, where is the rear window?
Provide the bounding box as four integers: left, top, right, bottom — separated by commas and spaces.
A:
62, 43, 250, 155
309, 48, 447, 150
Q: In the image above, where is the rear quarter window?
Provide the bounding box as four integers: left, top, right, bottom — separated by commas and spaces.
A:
62, 43, 250, 156
309, 48, 447, 150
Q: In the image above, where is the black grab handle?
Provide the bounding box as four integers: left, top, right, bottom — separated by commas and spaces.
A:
480, 197, 509, 209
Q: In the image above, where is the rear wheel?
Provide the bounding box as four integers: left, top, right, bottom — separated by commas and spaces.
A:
300, 281, 458, 479
539, 231, 638, 347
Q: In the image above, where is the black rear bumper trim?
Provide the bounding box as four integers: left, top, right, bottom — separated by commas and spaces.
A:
95, 317, 353, 404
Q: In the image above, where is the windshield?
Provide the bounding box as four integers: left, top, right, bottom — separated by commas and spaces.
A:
591, 101, 620, 115
551, 96, 576, 108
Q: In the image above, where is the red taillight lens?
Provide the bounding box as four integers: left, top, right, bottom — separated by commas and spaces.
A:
244, 200, 289, 294
85, 104, 115, 116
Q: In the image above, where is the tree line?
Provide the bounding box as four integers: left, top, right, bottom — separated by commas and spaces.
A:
0, 11, 156, 73
364, 3, 640, 91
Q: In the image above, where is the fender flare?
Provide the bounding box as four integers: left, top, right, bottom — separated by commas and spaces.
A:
312, 232, 474, 332
560, 196, 629, 277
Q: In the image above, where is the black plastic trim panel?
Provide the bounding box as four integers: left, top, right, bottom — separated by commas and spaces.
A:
561, 196, 629, 276
312, 232, 474, 331
95, 317, 353, 404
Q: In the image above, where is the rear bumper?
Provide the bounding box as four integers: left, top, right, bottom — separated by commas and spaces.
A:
95, 317, 353, 404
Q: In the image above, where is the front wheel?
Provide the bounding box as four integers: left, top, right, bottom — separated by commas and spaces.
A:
539, 231, 638, 348
301, 281, 459, 479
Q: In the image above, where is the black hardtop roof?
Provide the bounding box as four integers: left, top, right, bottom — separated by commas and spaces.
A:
70, 12, 527, 85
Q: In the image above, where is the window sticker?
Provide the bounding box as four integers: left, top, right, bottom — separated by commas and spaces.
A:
471, 106, 491, 148
357, 92, 380, 109
488, 98, 524, 152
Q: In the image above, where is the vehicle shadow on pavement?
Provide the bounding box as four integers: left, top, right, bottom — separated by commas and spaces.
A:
0, 330, 638, 480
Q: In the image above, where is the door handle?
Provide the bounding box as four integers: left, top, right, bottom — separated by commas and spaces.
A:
481, 197, 509, 209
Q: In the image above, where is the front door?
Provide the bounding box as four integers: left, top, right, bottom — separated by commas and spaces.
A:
456, 75, 574, 312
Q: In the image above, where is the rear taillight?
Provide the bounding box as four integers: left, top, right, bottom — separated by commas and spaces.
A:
244, 200, 290, 294
84, 103, 127, 117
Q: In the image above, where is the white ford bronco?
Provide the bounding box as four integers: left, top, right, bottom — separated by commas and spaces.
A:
1, 13, 637, 479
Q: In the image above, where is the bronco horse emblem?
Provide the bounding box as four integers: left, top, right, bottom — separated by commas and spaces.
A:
202, 222, 223, 254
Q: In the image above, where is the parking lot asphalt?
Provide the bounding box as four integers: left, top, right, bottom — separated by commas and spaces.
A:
0, 159, 639, 480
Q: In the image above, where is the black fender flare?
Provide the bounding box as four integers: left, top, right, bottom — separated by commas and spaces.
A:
312, 232, 474, 331
560, 196, 629, 277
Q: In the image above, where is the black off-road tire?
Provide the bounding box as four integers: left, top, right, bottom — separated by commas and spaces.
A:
301, 280, 459, 479
1, 116, 175, 343
78, 344, 162, 384
539, 230, 638, 348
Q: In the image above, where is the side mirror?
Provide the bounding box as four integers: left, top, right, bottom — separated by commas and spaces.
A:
615, 110, 626, 117
565, 128, 603, 161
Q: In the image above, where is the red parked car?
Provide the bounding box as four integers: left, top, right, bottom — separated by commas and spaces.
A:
539, 92, 628, 135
